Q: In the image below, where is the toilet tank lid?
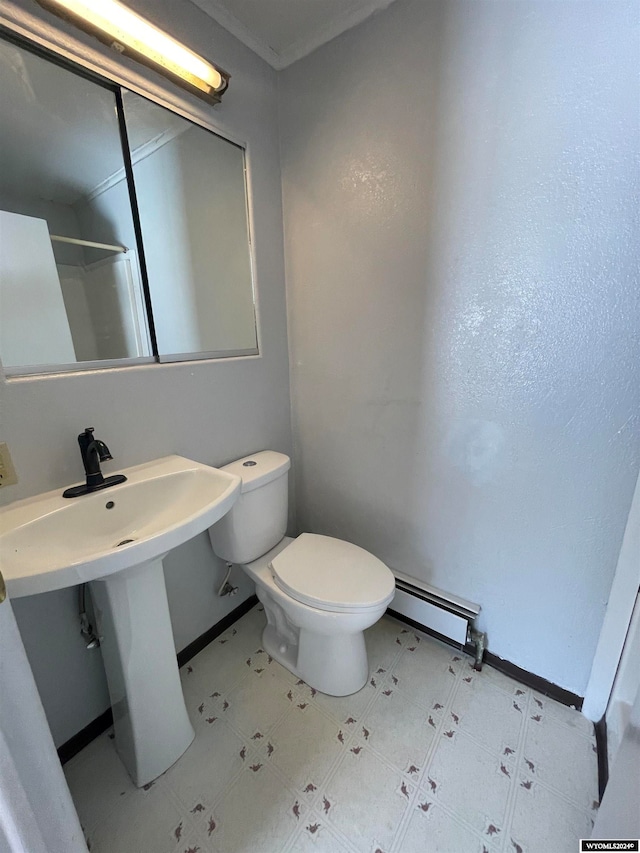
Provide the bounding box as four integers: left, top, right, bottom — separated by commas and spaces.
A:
219, 451, 290, 493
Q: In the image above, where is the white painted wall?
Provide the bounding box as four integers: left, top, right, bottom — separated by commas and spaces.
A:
279, 0, 640, 694
0, 0, 290, 745
583, 472, 640, 722
592, 678, 640, 840
605, 593, 640, 766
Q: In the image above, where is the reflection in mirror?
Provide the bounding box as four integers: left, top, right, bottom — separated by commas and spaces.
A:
0, 38, 151, 370
0, 35, 259, 374
121, 91, 258, 360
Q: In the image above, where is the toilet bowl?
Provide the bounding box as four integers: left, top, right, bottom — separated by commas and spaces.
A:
208, 452, 395, 696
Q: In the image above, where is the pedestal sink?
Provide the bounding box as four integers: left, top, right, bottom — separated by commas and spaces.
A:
0, 456, 241, 786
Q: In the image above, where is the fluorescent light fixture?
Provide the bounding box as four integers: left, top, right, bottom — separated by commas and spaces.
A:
37, 0, 230, 104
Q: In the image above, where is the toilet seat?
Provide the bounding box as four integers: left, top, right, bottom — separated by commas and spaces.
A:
269, 533, 395, 613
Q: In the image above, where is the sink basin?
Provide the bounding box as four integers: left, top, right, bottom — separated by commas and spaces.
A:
0, 454, 241, 787
0, 455, 241, 597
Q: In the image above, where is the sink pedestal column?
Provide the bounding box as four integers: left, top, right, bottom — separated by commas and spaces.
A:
91, 556, 194, 787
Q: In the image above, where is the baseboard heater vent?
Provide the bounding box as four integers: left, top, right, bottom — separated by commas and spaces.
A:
389, 570, 486, 669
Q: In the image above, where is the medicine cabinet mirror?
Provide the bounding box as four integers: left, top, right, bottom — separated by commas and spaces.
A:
0, 32, 258, 376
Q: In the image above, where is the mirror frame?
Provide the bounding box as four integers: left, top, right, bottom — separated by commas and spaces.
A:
0, 24, 261, 378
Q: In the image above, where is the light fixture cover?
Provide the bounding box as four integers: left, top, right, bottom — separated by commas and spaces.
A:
37, 0, 230, 105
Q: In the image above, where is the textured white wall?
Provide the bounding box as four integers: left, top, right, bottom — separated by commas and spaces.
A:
0, 0, 290, 744
279, 0, 640, 694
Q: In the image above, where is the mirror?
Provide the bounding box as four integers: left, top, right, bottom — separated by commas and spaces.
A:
122, 92, 258, 360
0, 38, 151, 369
0, 34, 258, 375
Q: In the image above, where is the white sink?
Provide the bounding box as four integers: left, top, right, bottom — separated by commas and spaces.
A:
0, 455, 241, 597
0, 455, 241, 787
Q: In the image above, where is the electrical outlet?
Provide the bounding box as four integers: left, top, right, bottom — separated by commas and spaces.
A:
0, 442, 18, 487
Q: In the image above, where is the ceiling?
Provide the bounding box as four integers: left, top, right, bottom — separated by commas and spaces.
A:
0, 2, 400, 207
192, 0, 398, 69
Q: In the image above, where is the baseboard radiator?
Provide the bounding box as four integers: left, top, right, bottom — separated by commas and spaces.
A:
389, 570, 486, 669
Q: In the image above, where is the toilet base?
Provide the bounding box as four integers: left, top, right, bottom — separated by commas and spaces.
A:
262, 622, 369, 697
256, 585, 370, 696
239, 536, 393, 697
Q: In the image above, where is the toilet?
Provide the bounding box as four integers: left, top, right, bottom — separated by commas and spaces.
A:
209, 451, 395, 696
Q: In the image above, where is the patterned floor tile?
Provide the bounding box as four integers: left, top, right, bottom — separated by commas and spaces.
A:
364, 616, 407, 672
205, 763, 300, 852
64, 730, 135, 833
521, 713, 599, 811
171, 828, 210, 853
88, 776, 182, 853
180, 614, 267, 702
529, 690, 594, 738
391, 639, 461, 710
161, 718, 246, 813
65, 609, 599, 853
245, 650, 297, 688
270, 701, 347, 789
323, 746, 413, 853
223, 667, 293, 738
480, 663, 534, 698
449, 675, 526, 756
426, 730, 512, 838
284, 809, 354, 853
310, 677, 379, 724
397, 799, 493, 853
358, 686, 437, 776
217, 605, 266, 655
509, 776, 594, 852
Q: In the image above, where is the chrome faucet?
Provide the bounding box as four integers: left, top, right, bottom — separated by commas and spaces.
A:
63, 427, 127, 498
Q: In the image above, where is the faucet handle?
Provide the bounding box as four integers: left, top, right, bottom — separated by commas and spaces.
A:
82, 427, 95, 435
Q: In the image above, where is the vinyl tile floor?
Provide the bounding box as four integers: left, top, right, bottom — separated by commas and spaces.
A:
65, 605, 599, 853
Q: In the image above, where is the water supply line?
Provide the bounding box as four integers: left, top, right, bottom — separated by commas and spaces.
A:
79, 583, 101, 648
218, 563, 238, 597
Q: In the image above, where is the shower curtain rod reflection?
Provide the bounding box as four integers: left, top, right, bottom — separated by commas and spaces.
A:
50, 234, 128, 253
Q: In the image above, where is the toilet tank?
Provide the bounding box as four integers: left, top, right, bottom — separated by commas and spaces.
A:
208, 451, 291, 564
